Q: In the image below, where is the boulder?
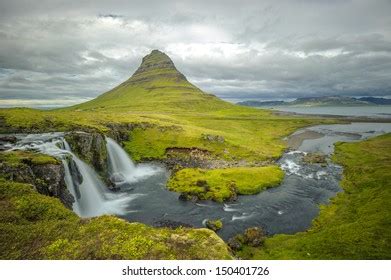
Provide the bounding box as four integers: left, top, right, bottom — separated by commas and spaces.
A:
205, 219, 223, 232
243, 227, 266, 247
227, 235, 244, 251
0, 135, 17, 143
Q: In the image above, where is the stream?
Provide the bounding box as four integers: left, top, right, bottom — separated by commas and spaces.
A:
1, 122, 391, 240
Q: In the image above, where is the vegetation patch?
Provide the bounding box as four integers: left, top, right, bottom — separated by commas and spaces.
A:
0, 150, 59, 166
167, 166, 284, 202
236, 134, 391, 259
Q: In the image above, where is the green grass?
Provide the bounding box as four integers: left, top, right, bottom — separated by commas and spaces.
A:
236, 134, 391, 259
0, 177, 232, 259
167, 166, 284, 202
0, 150, 59, 166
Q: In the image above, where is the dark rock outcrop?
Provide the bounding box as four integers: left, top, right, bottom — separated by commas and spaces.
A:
243, 227, 266, 247
105, 122, 156, 143
0, 155, 74, 209
227, 226, 266, 252
30, 163, 74, 208
65, 131, 108, 176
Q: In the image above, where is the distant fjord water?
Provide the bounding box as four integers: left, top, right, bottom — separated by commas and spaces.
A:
267, 105, 391, 118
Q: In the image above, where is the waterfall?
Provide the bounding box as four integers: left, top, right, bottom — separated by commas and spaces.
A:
7, 133, 160, 219
106, 137, 136, 176
62, 139, 134, 218
106, 137, 160, 184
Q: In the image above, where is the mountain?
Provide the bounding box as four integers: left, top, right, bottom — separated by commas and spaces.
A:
73, 50, 233, 112
358, 97, 391, 105
289, 96, 369, 106
238, 96, 391, 107
237, 100, 287, 107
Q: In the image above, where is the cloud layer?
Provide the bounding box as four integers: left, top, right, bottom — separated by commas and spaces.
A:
0, 0, 390, 107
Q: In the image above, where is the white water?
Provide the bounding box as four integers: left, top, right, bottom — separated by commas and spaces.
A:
106, 137, 161, 183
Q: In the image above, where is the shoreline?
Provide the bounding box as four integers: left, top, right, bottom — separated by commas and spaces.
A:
272, 110, 391, 123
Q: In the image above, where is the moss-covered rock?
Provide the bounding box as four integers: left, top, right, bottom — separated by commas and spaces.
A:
302, 152, 327, 165
205, 219, 223, 232
0, 151, 74, 208
65, 131, 108, 176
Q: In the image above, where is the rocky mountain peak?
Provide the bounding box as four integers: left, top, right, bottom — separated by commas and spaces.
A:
129, 49, 186, 83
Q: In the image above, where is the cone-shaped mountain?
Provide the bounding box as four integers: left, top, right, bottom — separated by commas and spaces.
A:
74, 50, 233, 112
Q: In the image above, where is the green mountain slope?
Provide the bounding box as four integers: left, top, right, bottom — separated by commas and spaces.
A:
73, 50, 233, 112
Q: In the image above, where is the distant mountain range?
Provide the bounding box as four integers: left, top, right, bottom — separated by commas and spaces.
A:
237, 96, 391, 107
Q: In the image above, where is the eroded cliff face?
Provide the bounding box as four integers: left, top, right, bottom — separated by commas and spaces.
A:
0, 152, 74, 209
65, 131, 108, 176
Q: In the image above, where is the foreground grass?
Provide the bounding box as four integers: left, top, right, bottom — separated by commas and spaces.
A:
167, 166, 284, 202
0, 176, 232, 259
237, 134, 391, 259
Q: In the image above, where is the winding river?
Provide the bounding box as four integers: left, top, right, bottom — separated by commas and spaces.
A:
1, 122, 391, 240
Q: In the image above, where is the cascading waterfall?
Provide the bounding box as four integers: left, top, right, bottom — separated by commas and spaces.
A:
62, 138, 136, 218
106, 137, 160, 185
9, 133, 137, 218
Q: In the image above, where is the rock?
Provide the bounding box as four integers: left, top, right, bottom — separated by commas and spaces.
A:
0, 135, 17, 143
108, 172, 126, 191
227, 226, 266, 252
0, 153, 75, 209
31, 163, 74, 209
227, 235, 244, 251
201, 134, 225, 143
178, 193, 199, 202
65, 131, 108, 176
110, 172, 126, 183
302, 153, 327, 165
228, 182, 238, 202
205, 219, 223, 232
243, 227, 266, 247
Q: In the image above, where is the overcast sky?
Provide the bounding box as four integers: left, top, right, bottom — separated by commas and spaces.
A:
0, 0, 390, 107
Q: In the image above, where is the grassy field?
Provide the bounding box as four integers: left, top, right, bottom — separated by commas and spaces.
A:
236, 134, 391, 259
